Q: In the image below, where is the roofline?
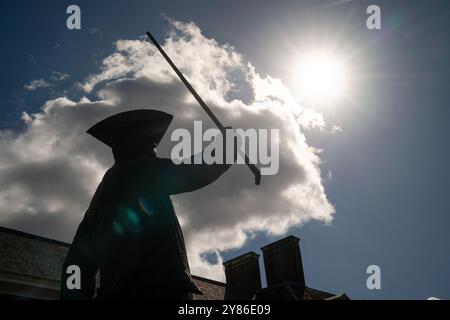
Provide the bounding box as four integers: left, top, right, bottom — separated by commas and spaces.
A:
0, 225, 71, 247
305, 286, 336, 297
0, 225, 226, 287
192, 275, 226, 287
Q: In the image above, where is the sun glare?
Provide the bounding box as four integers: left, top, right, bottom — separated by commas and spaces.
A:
296, 51, 347, 103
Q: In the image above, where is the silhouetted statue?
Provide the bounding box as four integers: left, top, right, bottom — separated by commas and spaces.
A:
61, 109, 230, 300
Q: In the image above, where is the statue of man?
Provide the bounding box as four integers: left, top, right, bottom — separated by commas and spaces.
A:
61, 109, 231, 299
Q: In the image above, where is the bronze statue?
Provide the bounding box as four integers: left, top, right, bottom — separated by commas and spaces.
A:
61, 31, 261, 300
61, 109, 230, 299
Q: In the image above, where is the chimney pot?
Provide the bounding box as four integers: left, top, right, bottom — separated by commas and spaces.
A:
261, 235, 305, 287
223, 252, 261, 299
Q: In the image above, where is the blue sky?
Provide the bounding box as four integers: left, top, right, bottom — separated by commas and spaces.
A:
1, 0, 450, 299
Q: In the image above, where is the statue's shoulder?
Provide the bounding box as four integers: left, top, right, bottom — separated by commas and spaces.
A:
155, 157, 175, 165
113, 157, 174, 169
137, 157, 173, 166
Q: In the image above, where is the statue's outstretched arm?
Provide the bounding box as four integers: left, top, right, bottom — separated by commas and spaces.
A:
167, 160, 231, 195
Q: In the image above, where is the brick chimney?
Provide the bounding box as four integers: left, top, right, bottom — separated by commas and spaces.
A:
261, 235, 305, 287
223, 252, 262, 299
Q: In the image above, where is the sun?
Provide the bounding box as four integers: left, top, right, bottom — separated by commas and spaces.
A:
296, 51, 347, 103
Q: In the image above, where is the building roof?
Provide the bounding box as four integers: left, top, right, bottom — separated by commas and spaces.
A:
0, 225, 225, 300
0, 226, 68, 282
0, 226, 347, 300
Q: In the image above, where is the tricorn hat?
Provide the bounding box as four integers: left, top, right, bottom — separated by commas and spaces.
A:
87, 109, 173, 148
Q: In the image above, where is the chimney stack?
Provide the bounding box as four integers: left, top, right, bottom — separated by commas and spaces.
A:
223, 252, 262, 299
261, 235, 305, 287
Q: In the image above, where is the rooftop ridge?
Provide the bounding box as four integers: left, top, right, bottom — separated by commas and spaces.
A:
0, 225, 71, 247
192, 275, 226, 287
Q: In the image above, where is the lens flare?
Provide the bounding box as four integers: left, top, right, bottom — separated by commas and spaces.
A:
117, 205, 142, 234
138, 197, 155, 216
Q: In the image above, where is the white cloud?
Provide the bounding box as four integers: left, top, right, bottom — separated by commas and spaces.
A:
50, 71, 70, 81
24, 79, 50, 91
332, 124, 343, 134
323, 0, 354, 9
24, 72, 70, 91
1, 20, 335, 281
